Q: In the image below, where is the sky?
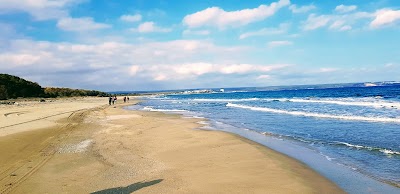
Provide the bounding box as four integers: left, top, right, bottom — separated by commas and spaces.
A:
0, 0, 399, 91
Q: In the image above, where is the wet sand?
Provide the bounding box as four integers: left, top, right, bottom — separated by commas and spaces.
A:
0, 97, 344, 193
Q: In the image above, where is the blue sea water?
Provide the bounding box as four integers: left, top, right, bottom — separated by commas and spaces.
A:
127, 84, 400, 193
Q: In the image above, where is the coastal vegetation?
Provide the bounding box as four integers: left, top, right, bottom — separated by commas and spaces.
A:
0, 74, 108, 100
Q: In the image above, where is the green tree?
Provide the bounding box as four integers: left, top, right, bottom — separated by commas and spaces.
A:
0, 85, 8, 100
0, 74, 44, 99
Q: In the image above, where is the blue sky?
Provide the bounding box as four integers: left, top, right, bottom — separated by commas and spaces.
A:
0, 0, 399, 91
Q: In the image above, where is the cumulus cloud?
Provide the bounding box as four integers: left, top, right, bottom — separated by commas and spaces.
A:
303, 14, 331, 30
131, 22, 171, 33
239, 23, 289, 39
329, 20, 352, 31
335, 5, 357, 13
384, 63, 396, 68
139, 63, 290, 81
257, 75, 271, 79
0, 53, 41, 67
370, 9, 400, 28
182, 29, 210, 36
0, 39, 257, 90
182, 0, 290, 29
120, 14, 142, 22
57, 17, 111, 31
289, 4, 316, 13
317, 68, 339, 73
302, 11, 373, 31
268, 40, 293, 48
129, 65, 140, 75
0, 0, 83, 20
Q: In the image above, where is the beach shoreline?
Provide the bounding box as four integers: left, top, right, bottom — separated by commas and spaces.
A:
0, 97, 343, 193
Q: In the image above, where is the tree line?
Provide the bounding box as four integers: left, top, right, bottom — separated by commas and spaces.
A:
0, 74, 109, 100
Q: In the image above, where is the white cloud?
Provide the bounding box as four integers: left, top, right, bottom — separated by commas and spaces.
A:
303, 14, 331, 30
335, 5, 357, 13
268, 40, 293, 48
120, 14, 142, 22
129, 65, 141, 75
0, 39, 292, 89
0, 0, 83, 20
0, 53, 41, 66
289, 4, 316, 13
182, 29, 210, 36
329, 20, 352, 31
384, 63, 396, 68
131, 22, 171, 33
257, 75, 271, 79
145, 63, 290, 81
302, 11, 373, 31
339, 25, 352, 31
317, 68, 338, 73
370, 9, 400, 28
239, 23, 289, 39
182, 0, 290, 29
57, 17, 111, 31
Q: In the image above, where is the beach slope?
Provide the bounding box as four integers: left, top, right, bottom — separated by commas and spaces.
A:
0, 98, 343, 193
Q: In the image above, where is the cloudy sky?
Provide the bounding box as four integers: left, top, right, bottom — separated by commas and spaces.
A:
0, 0, 399, 91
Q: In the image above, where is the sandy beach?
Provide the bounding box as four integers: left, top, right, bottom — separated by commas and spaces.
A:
0, 97, 344, 193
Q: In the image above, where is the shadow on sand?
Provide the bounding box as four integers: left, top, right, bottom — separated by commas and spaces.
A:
91, 179, 163, 194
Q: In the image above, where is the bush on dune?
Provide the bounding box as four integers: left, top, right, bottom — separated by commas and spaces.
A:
0, 74, 109, 100
0, 74, 44, 100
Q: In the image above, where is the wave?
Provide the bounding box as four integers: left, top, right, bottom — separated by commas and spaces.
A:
333, 142, 400, 156
193, 98, 260, 102
226, 103, 400, 123
258, 130, 400, 156
287, 98, 400, 109
319, 153, 336, 161
143, 106, 187, 112
190, 97, 400, 109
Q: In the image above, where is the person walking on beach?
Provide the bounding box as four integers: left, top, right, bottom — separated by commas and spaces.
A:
108, 96, 112, 105
127, 97, 129, 102
123, 96, 126, 103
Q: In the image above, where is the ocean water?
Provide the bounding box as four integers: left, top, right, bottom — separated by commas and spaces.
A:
127, 84, 400, 193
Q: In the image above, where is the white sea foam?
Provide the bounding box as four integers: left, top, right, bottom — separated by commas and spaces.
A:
191, 115, 205, 119
226, 103, 400, 123
143, 106, 187, 112
379, 149, 400, 155
197, 121, 209, 125
193, 98, 260, 102
287, 98, 400, 109
333, 142, 400, 155
337, 142, 365, 149
192, 97, 400, 109
183, 115, 205, 120
320, 153, 335, 161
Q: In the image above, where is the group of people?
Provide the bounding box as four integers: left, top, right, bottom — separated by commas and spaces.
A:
108, 96, 130, 105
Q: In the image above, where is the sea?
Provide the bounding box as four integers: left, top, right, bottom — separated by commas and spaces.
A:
126, 82, 400, 193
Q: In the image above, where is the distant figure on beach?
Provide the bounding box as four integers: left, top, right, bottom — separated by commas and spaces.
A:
108, 96, 112, 105
114, 96, 117, 104
123, 96, 127, 103
127, 97, 129, 102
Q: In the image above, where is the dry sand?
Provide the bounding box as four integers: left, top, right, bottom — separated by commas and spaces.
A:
0, 97, 344, 193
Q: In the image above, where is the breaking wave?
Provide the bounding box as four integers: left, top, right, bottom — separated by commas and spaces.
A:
226, 103, 400, 123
